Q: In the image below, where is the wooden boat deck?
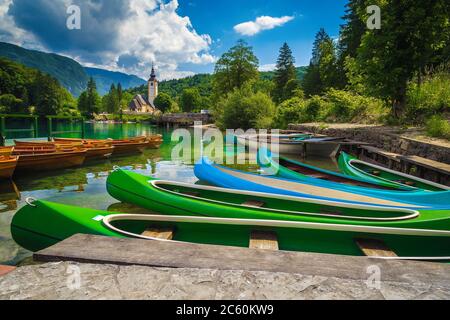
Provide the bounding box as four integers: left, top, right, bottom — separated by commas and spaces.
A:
34, 234, 450, 286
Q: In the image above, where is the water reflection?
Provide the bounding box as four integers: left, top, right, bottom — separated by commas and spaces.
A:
0, 124, 339, 266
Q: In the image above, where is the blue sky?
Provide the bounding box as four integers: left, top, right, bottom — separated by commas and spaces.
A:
0, 0, 347, 79
177, 0, 346, 73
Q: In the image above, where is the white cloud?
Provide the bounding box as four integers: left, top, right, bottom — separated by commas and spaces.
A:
0, 0, 216, 80
113, 0, 216, 79
258, 64, 276, 72
234, 15, 294, 36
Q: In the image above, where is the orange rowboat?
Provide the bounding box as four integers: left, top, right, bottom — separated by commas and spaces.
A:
12, 146, 87, 172
14, 140, 114, 160
0, 146, 14, 157
0, 156, 18, 179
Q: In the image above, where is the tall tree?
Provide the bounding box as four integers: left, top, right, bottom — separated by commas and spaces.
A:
79, 77, 100, 117
273, 42, 298, 103
336, 0, 367, 86
354, 0, 450, 116
303, 28, 337, 96
154, 92, 173, 113
213, 40, 259, 97
180, 88, 202, 112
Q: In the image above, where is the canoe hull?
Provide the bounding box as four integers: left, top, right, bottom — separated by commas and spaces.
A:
0, 157, 18, 179
14, 151, 87, 172
196, 157, 450, 209
11, 199, 450, 260
338, 152, 449, 191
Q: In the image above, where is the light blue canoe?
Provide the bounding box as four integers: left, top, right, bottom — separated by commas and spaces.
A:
194, 157, 450, 209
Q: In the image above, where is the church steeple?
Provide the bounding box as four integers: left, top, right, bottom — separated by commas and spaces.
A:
149, 63, 157, 81
148, 63, 158, 107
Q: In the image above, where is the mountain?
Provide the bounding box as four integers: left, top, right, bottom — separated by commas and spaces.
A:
85, 67, 146, 96
0, 42, 88, 96
260, 66, 308, 81
0, 42, 146, 96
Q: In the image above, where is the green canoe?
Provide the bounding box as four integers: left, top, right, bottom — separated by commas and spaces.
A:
11, 198, 450, 260
338, 152, 449, 192
103, 168, 450, 260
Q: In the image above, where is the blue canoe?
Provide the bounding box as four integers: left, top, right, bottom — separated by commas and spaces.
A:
194, 157, 450, 209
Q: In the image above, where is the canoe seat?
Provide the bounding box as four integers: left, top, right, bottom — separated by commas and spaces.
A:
242, 200, 265, 208
182, 191, 201, 197
371, 171, 381, 176
249, 230, 279, 251
355, 238, 398, 258
141, 227, 174, 240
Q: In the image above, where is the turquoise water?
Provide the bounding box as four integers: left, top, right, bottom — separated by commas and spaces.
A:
0, 122, 337, 266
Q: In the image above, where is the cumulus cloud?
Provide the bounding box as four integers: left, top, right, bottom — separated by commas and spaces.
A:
258, 64, 276, 72
234, 15, 294, 36
0, 0, 215, 80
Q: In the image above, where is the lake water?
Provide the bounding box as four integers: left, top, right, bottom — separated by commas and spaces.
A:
0, 122, 338, 266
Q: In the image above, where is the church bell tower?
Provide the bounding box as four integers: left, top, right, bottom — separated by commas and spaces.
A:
148, 64, 158, 105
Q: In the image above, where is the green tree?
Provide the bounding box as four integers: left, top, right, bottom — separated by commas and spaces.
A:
180, 88, 202, 112
354, 0, 450, 116
78, 77, 100, 117
215, 85, 275, 130
273, 43, 298, 103
302, 28, 331, 96
213, 40, 259, 97
154, 92, 173, 113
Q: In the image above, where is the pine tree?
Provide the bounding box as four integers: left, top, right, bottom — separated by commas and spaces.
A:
303, 28, 334, 96
273, 43, 298, 103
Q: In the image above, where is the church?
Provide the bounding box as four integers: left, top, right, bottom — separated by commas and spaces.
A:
128, 65, 160, 114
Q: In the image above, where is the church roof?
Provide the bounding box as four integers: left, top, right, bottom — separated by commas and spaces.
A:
149, 64, 157, 81
128, 94, 157, 112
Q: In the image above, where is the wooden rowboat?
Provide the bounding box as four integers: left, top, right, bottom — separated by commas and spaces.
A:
15, 140, 114, 160
0, 146, 14, 157
0, 156, 18, 179
12, 146, 87, 172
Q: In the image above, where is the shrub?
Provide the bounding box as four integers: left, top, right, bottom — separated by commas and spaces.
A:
426, 115, 450, 139
323, 89, 386, 123
273, 97, 306, 129
215, 86, 276, 129
406, 67, 450, 123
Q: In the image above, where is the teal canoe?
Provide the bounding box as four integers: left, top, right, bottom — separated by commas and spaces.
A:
194, 156, 450, 209
338, 152, 449, 192
10, 198, 450, 260
257, 147, 415, 191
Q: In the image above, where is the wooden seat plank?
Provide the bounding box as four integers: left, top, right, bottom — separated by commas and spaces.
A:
242, 200, 265, 208
142, 227, 174, 240
355, 238, 398, 258
249, 231, 279, 251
